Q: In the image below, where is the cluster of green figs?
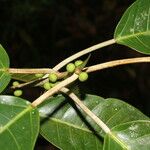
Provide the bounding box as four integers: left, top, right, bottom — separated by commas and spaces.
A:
13, 60, 88, 97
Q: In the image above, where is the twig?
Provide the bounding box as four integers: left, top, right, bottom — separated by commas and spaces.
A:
85, 57, 150, 73
10, 70, 67, 89
11, 78, 45, 89
11, 57, 150, 89
35, 72, 68, 87
31, 74, 78, 107
53, 39, 116, 71
21, 56, 150, 107
60, 87, 110, 134
41, 39, 115, 79
8, 68, 54, 74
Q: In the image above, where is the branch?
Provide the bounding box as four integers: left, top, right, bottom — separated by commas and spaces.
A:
8, 68, 54, 74
11, 57, 150, 89
53, 39, 116, 71
85, 57, 150, 73
10, 68, 67, 89
31, 74, 78, 107
31, 57, 150, 133
11, 78, 45, 89
60, 87, 110, 134
11, 57, 150, 107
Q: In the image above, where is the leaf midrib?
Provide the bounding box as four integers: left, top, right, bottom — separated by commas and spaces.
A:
48, 117, 150, 149
48, 117, 92, 133
109, 132, 128, 149
116, 31, 150, 41
0, 106, 32, 134
44, 114, 150, 138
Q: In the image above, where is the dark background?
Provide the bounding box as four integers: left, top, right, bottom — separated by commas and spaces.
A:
0, 0, 150, 149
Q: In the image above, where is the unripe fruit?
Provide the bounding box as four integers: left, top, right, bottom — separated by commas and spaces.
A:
35, 73, 44, 78
14, 90, 23, 97
12, 81, 19, 86
49, 73, 58, 83
75, 60, 83, 67
78, 72, 88, 82
66, 63, 76, 73
43, 82, 52, 90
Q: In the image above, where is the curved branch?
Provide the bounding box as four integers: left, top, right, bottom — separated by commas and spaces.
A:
31, 57, 150, 107
85, 57, 150, 73
31, 74, 78, 107
53, 39, 116, 71
61, 87, 111, 134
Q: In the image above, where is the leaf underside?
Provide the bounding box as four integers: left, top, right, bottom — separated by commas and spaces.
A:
0, 96, 39, 150
114, 0, 150, 54
38, 94, 150, 150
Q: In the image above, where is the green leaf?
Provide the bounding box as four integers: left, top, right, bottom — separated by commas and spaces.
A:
0, 96, 39, 150
0, 45, 11, 93
11, 74, 38, 82
38, 94, 149, 150
103, 120, 150, 150
39, 95, 104, 150
0, 45, 9, 67
114, 0, 150, 54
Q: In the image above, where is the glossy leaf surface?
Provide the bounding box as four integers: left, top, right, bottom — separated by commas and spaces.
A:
114, 0, 150, 54
104, 120, 150, 150
39, 95, 104, 150
38, 95, 149, 150
0, 45, 11, 93
0, 96, 39, 150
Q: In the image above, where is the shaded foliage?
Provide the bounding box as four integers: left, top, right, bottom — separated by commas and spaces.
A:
0, 0, 149, 149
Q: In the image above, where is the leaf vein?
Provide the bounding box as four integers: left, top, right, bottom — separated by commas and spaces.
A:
135, 36, 150, 49
119, 9, 132, 36
147, 5, 150, 31
7, 128, 20, 149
